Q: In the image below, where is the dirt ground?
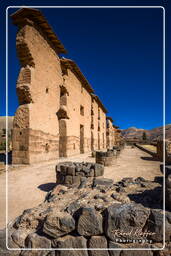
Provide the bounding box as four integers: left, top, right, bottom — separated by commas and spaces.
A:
0, 146, 162, 229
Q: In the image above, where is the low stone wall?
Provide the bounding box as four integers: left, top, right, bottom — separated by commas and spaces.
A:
95, 147, 122, 166
56, 162, 104, 188
135, 144, 156, 158
0, 170, 168, 256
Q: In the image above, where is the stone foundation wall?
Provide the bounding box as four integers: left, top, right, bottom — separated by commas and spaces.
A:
13, 128, 59, 164
56, 162, 104, 187
95, 147, 123, 166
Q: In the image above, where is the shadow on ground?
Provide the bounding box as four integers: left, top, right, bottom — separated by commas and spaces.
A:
128, 185, 163, 210
0, 151, 12, 164
140, 156, 158, 161
38, 183, 56, 192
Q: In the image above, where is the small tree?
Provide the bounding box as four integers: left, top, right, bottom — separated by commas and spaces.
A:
142, 132, 147, 141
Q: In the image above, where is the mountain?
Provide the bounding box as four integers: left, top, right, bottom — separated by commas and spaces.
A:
0, 116, 14, 132
122, 125, 171, 141
121, 127, 146, 139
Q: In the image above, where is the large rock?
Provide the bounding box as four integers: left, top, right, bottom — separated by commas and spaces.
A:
53, 235, 88, 256
0, 229, 21, 256
147, 209, 170, 242
25, 232, 51, 248
93, 178, 113, 188
11, 229, 30, 247
88, 236, 109, 256
166, 174, 171, 211
94, 164, 104, 177
43, 212, 75, 238
77, 207, 103, 236
108, 241, 123, 256
105, 203, 150, 241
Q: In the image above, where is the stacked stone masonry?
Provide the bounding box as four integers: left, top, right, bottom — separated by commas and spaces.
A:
1, 170, 167, 255
11, 8, 123, 164
56, 162, 104, 187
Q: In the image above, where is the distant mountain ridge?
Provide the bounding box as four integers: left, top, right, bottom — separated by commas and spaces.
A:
122, 124, 171, 141
0, 116, 14, 131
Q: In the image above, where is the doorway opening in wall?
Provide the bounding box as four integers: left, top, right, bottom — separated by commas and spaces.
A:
98, 132, 100, 150
60, 86, 67, 106
80, 124, 84, 154
102, 133, 104, 148
59, 119, 67, 157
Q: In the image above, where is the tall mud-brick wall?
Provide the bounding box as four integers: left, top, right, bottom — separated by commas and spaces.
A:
11, 8, 66, 164
60, 59, 94, 156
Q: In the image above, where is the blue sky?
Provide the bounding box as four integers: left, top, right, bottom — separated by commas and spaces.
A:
1, 0, 170, 130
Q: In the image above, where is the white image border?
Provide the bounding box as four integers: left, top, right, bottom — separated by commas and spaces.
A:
6, 5, 166, 251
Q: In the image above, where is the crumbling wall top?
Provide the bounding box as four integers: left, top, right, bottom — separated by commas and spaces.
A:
106, 116, 113, 123
11, 8, 67, 54
60, 58, 94, 94
91, 93, 108, 114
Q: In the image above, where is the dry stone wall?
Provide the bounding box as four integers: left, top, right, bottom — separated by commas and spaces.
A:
56, 162, 104, 187
0, 170, 167, 256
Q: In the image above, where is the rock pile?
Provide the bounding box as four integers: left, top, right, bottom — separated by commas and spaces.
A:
0, 172, 167, 256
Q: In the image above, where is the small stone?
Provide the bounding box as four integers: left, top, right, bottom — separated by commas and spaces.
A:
116, 186, 125, 193
77, 207, 103, 236
43, 211, 75, 238
135, 177, 146, 183
25, 232, 51, 248
111, 193, 130, 204
121, 177, 134, 183
51, 185, 67, 196
88, 236, 109, 256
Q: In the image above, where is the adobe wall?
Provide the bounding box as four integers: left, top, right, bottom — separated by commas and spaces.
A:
12, 22, 62, 164
106, 119, 113, 149
91, 97, 99, 150
11, 8, 117, 164
61, 69, 92, 156
99, 108, 107, 149
91, 98, 106, 151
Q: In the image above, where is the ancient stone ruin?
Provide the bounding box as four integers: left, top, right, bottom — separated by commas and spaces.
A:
56, 162, 104, 187
1, 161, 168, 256
11, 8, 122, 165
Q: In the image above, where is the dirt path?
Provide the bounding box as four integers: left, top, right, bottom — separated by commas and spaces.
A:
0, 146, 162, 229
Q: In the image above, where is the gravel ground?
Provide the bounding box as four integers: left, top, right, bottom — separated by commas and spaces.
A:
0, 146, 162, 229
